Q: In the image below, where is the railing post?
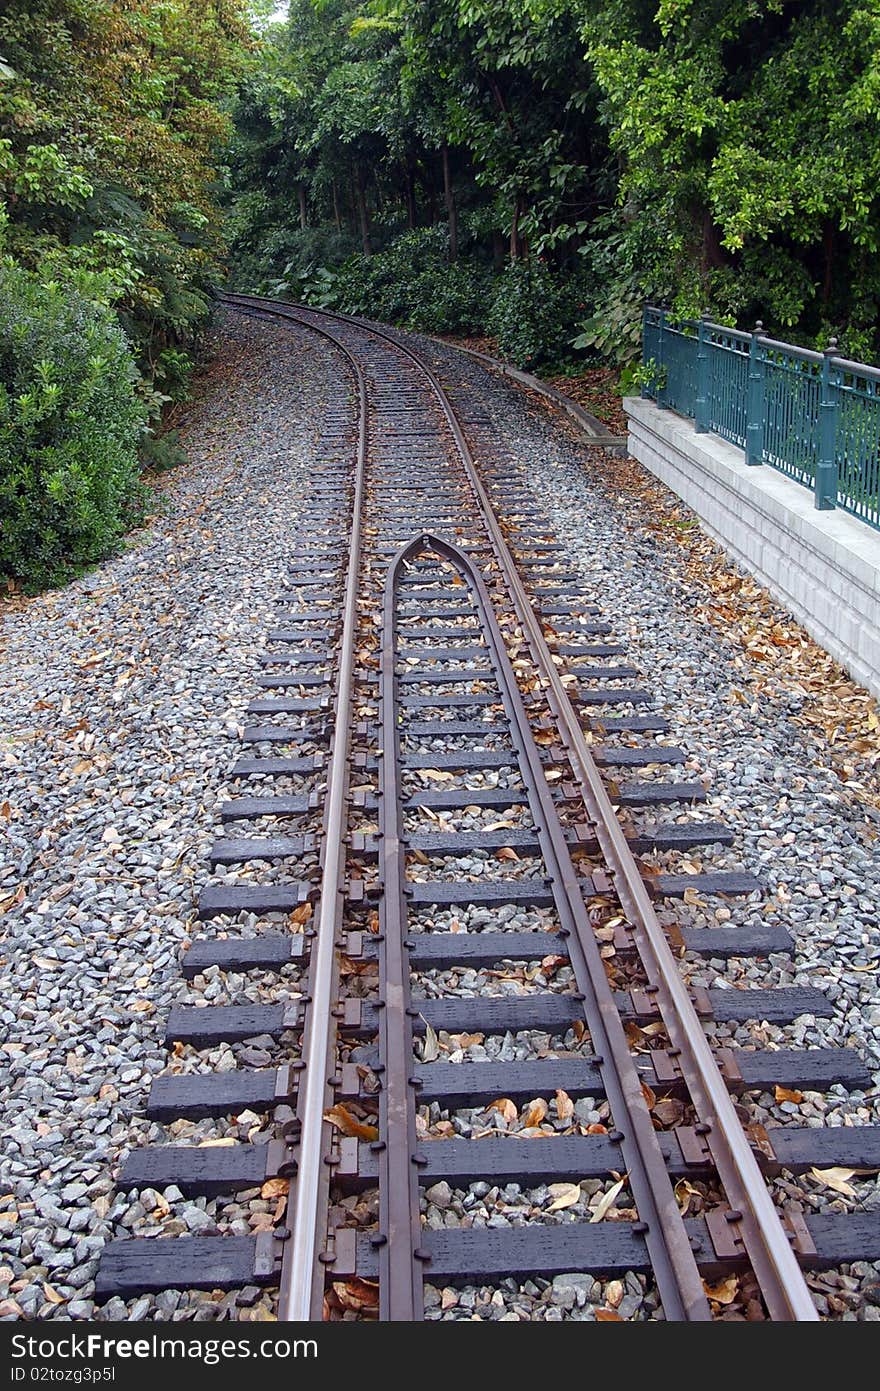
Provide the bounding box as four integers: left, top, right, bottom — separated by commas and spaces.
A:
641, 304, 651, 399
815, 338, 839, 511
746, 321, 765, 466
694, 309, 711, 432
656, 308, 668, 409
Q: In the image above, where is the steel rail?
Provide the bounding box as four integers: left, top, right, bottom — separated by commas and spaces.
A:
219, 292, 819, 1320
261, 308, 369, 1322
377, 538, 426, 1321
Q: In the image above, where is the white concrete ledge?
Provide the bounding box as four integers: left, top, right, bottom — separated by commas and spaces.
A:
624, 396, 880, 699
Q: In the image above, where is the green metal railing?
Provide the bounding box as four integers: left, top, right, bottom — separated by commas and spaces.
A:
642, 306, 880, 531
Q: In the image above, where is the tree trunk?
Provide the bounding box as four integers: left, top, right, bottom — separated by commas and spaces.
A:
298, 184, 307, 232
492, 231, 506, 270
510, 194, 523, 262
354, 167, 372, 256
332, 180, 341, 230
442, 143, 458, 262
404, 159, 416, 230
822, 220, 835, 310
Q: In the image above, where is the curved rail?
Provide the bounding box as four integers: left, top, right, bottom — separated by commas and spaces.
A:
218, 291, 819, 1321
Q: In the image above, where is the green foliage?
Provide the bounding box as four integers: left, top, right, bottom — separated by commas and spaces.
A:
328, 228, 491, 334
224, 0, 880, 365
0, 263, 148, 588
488, 260, 590, 370
0, 0, 253, 588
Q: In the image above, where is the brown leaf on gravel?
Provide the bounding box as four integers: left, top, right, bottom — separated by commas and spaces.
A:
332, 1279, 379, 1313
323, 1104, 379, 1142
0, 886, 25, 916
774, 1085, 804, 1104
522, 1098, 548, 1127
484, 1097, 517, 1124
555, 1089, 574, 1122
261, 1178, 289, 1199
703, 1275, 739, 1305
595, 1308, 623, 1322
290, 902, 312, 927
651, 1097, 685, 1128
496, 846, 520, 861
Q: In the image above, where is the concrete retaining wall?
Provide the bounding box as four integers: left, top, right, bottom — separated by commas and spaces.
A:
624, 396, 880, 699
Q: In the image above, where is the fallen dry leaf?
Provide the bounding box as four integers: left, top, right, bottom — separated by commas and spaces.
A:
323, 1104, 379, 1142
332, 1279, 379, 1312
589, 1176, 627, 1222
421, 1018, 440, 1063
555, 1089, 574, 1122
522, 1098, 548, 1127
290, 902, 312, 927
595, 1308, 622, 1321
703, 1275, 739, 1305
810, 1166, 857, 1197
484, 1097, 517, 1124
261, 1178, 289, 1199
774, 1085, 803, 1104
546, 1182, 582, 1212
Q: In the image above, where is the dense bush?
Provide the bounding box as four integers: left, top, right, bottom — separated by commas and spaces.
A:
488, 260, 594, 370
0, 264, 148, 588
319, 228, 492, 335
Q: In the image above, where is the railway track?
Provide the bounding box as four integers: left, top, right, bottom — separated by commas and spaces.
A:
95, 293, 880, 1321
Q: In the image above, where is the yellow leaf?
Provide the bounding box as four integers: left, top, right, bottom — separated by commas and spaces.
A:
703, 1275, 739, 1304
546, 1182, 582, 1212
589, 1176, 626, 1222
774, 1085, 803, 1104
